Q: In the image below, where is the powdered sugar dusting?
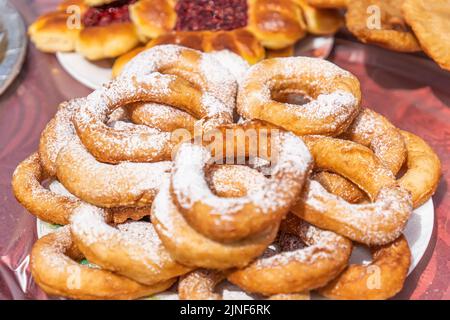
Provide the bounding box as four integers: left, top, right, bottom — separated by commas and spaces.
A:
303, 180, 412, 245
172, 132, 311, 218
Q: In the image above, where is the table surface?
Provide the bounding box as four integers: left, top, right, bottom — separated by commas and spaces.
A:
0, 0, 449, 300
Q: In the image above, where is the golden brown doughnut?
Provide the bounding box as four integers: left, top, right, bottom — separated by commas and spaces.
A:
312, 171, 366, 203
39, 101, 78, 177
227, 214, 352, 295
151, 178, 280, 269
317, 108, 407, 203
12, 151, 156, 225
171, 122, 313, 242
398, 131, 441, 208
345, 0, 421, 52
178, 269, 311, 300
31, 226, 175, 300
127, 103, 196, 133
12, 153, 78, 225
75, 46, 236, 164
341, 108, 407, 176
56, 137, 171, 208
70, 203, 192, 285
237, 57, 361, 136
319, 235, 411, 300
292, 137, 413, 245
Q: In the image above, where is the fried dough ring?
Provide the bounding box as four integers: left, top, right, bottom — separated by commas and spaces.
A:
74, 46, 236, 164
178, 269, 311, 300
312, 171, 365, 203
292, 137, 413, 245
70, 203, 192, 285
317, 108, 407, 202
345, 0, 421, 52
171, 122, 312, 242
12, 152, 155, 225
342, 108, 407, 175
56, 137, 171, 208
151, 169, 279, 269
12, 153, 78, 225
227, 214, 352, 295
402, 0, 450, 72
237, 57, 361, 136
31, 227, 175, 300
319, 235, 411, 300
398, 131, 441, 208
127, 103, 196, 133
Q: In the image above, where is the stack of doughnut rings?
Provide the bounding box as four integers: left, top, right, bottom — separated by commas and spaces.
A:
12, 44, 441, 300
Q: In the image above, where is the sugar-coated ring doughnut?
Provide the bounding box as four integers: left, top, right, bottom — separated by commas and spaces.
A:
120, 45, 237, 113
319, 235, 411, 300
70, 203, 192, 285
342, 108, 406, 175
74, 47, 235, 164
12, 153, 155, 225
127, 103, 196, 133
178, 269, 311, 300
398, 131, 441, 208
171, 122, 312, 242
56, 138, 171, 208
237, 57, 361, 136
292, 137, 413, 245
317, 108, 407, 202
152, 174, 279, 269
312, 171, 365, 203
12, 153, 78, 225
227, 214, 352, 295
31, 227, 175, 300
39, 101, 78, 177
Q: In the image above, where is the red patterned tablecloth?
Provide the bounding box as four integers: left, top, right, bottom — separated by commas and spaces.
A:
0, 0, 448, 300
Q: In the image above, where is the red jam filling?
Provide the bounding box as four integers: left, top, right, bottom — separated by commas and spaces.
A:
175, 0, 248, 32
82, 0, 137, 27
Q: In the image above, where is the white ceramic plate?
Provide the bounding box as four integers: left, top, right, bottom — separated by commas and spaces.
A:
56, 52, 113, 90
36, 198, 434, 300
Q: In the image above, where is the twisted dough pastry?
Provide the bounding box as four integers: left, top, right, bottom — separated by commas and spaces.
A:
171, 121, 313, 242
398, 131, 441, 208
237, 57, 361, 136
319, 235, 411, 300
31, 227, 175, 300
317, 108, 407, 202
292, 137, 413, 245
11, 152, 157, 225
228, 214, 352, 295
70, 203, 192, 286
74, 45, 236, 164
152, 171, 279, 269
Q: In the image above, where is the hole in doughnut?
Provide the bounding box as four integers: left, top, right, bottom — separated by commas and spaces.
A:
271, 89, 313, 106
